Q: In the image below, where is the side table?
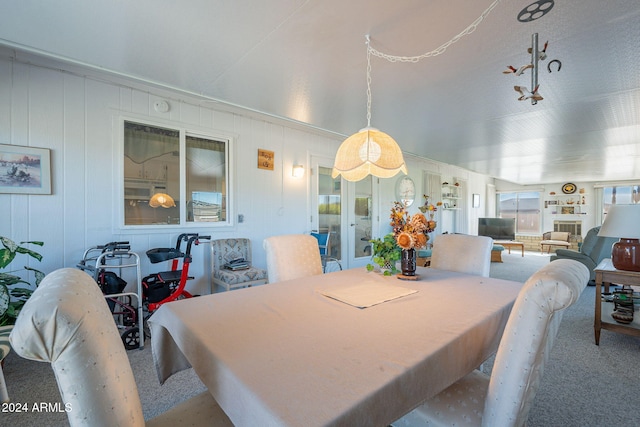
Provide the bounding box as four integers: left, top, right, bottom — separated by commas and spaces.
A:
594, 258, 640, 345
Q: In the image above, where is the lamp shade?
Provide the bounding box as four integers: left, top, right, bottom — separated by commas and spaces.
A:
332, 127, 408, 182
598, 204, 640, 271
149, 192, 176, 208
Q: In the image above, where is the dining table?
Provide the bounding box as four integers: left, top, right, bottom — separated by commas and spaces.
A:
149, 266, 523, 427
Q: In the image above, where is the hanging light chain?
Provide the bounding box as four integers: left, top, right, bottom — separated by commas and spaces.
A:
366, 41, 373, 127
368, 0, 502, 63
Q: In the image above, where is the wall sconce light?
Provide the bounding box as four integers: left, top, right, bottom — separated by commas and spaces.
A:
292, 165, 305, 178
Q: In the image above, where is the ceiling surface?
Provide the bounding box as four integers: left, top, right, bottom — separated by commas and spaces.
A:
1, 0, 639, 185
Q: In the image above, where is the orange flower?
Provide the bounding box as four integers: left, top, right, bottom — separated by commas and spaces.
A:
396, 232, 414, 250
414, 233, 427, 249
410, 213, 427, 229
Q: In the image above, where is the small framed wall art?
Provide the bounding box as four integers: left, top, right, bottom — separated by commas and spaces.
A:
0, 144, 52, 194
258, 149, 274, 171
472, 193, 480, 208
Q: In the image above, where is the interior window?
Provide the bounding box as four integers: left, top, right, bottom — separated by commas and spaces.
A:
186, 135, 227, 223
123, 120, 230, 227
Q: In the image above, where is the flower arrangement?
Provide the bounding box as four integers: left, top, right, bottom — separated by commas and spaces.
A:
390, 196, 438, 250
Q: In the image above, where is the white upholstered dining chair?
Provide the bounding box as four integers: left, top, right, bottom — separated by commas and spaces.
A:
10, 268, 233, 427
430, 234, 493, 277
392, 258, 589, 427
263, 234, 323, 283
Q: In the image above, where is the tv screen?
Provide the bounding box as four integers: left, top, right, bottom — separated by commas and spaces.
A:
478, 218, 515, 241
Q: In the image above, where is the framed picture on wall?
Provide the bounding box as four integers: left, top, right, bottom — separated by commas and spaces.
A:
561, 206, 575, 215
472, 193, 480, 208
0, 144, 51, 194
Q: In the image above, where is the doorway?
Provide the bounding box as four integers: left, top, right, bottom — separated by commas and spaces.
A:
310, 156, 378, 269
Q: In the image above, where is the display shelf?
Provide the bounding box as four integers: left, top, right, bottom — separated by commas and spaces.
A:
441, 183, 461, 209
545, 193, 587, 214
545, 193, 587, 206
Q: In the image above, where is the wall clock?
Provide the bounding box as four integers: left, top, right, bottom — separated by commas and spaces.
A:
562, 183, 577, 194
396, 176, 416, 207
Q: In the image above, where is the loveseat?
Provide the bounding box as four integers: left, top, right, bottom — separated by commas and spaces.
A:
550, 226, 618, 283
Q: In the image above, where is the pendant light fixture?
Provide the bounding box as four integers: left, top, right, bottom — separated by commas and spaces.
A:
332, 0, 502, 182
332, 37, 407, 182
149, 192, 176, 208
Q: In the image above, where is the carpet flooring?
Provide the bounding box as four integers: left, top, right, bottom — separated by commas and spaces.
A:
3, 252, 640, 426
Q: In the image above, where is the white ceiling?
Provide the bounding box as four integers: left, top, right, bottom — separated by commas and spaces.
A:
1, 0, 639, 185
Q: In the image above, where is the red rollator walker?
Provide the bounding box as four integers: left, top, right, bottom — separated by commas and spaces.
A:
142, 233, 210, 313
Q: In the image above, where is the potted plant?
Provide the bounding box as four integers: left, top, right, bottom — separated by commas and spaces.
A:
366, 233, 401, 276
0, 237, 45, 326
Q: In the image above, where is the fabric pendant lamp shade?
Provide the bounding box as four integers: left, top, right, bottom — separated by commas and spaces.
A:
332, 127, 408, 181
149, 192, 176, 208
598, 204, 640, 271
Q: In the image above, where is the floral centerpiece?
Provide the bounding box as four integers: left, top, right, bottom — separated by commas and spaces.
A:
390, 195, 438, 276
391, 197, 438, 250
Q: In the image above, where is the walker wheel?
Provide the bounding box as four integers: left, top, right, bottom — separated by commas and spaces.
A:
121, 327, 140, 350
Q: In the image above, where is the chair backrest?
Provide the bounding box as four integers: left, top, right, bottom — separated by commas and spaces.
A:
581, 226, 618, 263
482, 259, 589, 427
310, 231, 330, 257
263, 234, 323, 283
542, 231, 571, 242
211, 238, 252, 271
10, 268, 145, 427
430, 234, 493, 277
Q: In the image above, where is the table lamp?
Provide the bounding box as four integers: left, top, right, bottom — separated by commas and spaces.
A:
597, 204, 640, 271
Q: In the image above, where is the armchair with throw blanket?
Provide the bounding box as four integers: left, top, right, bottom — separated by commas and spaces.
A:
551, 226, 618, 283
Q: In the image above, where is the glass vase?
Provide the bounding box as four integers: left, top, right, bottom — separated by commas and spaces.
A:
401, 248, 417, 276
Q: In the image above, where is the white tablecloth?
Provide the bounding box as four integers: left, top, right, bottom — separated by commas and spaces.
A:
149, 267, 522, 427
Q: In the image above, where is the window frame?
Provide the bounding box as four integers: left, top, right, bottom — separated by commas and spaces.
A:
597, 183, 640, 223
117, 115, 235, 232
496, 191, 542, 236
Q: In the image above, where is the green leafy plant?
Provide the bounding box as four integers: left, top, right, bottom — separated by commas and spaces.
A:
366, 233, 401, 276
0, 237, 45, 326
